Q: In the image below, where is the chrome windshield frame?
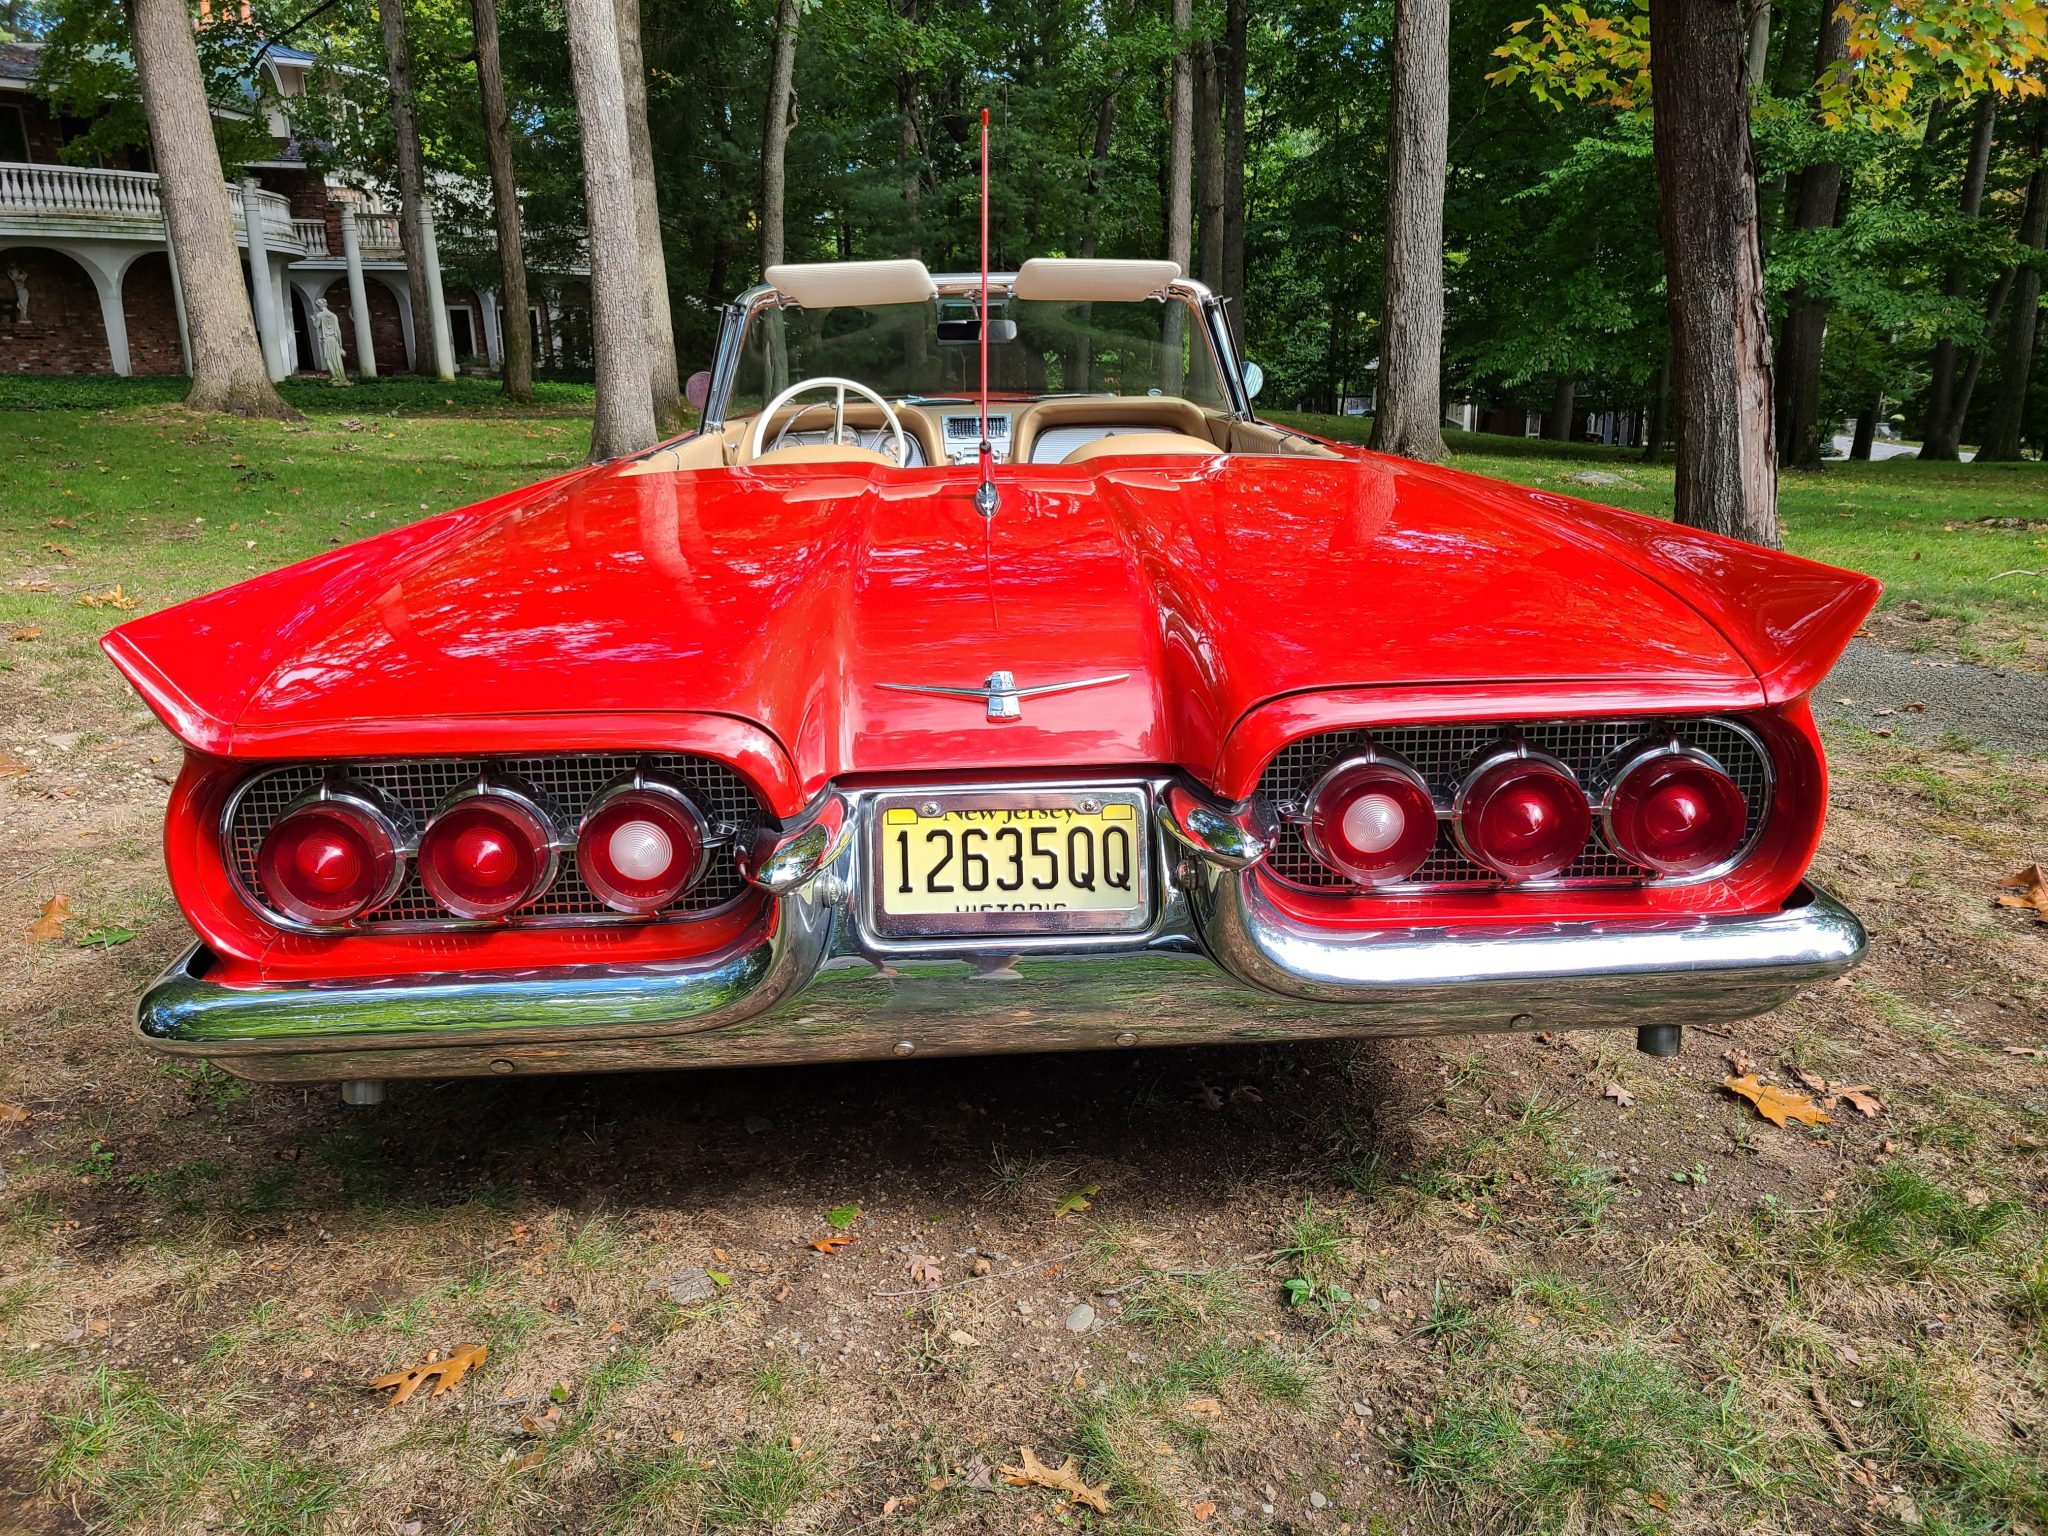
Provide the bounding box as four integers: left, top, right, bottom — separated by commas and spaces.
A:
700, 272, 1252, 432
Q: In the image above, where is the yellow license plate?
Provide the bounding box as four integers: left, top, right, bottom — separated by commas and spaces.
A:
873, 791, 1150, 937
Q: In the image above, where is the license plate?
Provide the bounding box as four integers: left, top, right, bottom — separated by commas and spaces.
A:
872, 789, 1151, 937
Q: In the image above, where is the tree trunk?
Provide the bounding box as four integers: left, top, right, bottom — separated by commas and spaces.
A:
760, 0, 800, 269
1545, 377, 1576, 442
564, 0, 656, 460
1650, 0, 1778, 546
1194, 41, 1224, 289
1742, 0, 1770, 93
615, 0, 681, 433
1774, 3, 1850, 472
1641, 353, 1670, 461
471, 0, 533, 403
1921, 95, 1998, 459
1166, 0, 1193, 274
1077, 89, 1116, 259
377, 0, 436, 376
129, 0, 294, 418
1368, 0, 1449, 462
1220, 0, 1248, 343
1977, 135, 2048, 462
1849, 403, 1876, 459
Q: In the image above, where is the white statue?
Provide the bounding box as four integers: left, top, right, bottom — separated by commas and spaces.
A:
313, 296, 348, 384
6, 265, 26, 325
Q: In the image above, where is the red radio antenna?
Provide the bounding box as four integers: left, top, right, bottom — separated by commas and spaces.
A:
974, 107, 998, 518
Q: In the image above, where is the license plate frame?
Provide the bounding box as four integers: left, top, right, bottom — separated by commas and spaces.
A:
868, 787, 1153, 939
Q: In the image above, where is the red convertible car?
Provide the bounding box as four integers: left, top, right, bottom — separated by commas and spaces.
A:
106, 258, 1876, 1103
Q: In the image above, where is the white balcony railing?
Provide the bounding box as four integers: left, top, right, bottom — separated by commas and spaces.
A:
0, 162, 305, 256
292, 217, 329, 255
356, 214, 402, 254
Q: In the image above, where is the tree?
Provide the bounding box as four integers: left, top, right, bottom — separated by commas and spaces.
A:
1370, 0, 1450, 462
1651, 0, 1777, 543
470, 0, 534, 403
1220, 0, 1248, 340
616, 0, 683, 432
1194, 37, 1225, 288
760, 0, 801, 268
1774, 2, 1852, 472
1977, 114, 2047, 461
128, 0, 293, 419
1920, 95, 1997, 459
1167, 0, 1194, 277
377, 0, 443, 378
565, 0, 658, 458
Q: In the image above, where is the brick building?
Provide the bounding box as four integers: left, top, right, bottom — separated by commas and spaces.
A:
0, 37, 588, 380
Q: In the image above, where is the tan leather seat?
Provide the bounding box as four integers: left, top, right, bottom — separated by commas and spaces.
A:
749, 443, 899, 468
1059, 431, 1223, 466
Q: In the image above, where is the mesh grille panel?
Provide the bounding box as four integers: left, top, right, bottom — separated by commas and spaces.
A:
1257, 718, 1769, 892
226, 755, 765, 929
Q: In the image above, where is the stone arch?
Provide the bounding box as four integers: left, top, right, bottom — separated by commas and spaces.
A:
119, 252, 185, 376
369, 272, 417, 370
0, 244, 113, 375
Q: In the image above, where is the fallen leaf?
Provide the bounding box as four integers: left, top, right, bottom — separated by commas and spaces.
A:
1196, 1082, 1224, 1110
1054, 1184, 1100, 1218
1723, 1074, 1831, 1129
907, 1254, 943, 1289
1996, 864, 2048, 922
0, 1102, 29, 1126
1228, 1085, 1264, 1105
808, 1234, 855, 1254
1602, 1082, 1636, 1109
29, 894, 72, 943
958, 1455, 994, 1492
1184, 1397, 1223, 1417
1647, 1488, 1670, 1512
510, 1450, 544, 1472
1723, 1047, 1756, 1077
76, 926, 136, 950
0, 751, 28, 777
825, 1203, 861, 1231
947, 1329, 980, 1347
8, 626, 40, 641
1194, 1499, 1218, 1521
76, 585, 138, 611
1000, 1446, 1112, 1514
882, 1495, 907, 1516
1835, 1086, 1883, 1118
1788, 1066, 1882, 1116
368, 1341, 486, 1406
2002, 1045, 2046, 1061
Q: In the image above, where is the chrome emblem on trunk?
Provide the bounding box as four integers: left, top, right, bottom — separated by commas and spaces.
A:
877, 670, 1129, 723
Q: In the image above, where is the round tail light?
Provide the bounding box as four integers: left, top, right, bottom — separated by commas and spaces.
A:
1454, 749, 1590, 882
1604, 748, 1748, 876
419, 788, 557, 920
1304, 752, 1439, 886
256, 795, 404, 927
577, 774, 709, 914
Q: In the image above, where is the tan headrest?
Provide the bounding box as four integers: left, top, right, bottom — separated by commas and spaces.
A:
1059, 431, 1222, 466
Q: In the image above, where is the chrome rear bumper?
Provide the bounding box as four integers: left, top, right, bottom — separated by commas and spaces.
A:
137, 858, 1866, 1083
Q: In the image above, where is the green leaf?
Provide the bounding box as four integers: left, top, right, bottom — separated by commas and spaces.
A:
77, 926, 136, 949
1053, 1184, 1100, 1218
825, 1204, 861, 1232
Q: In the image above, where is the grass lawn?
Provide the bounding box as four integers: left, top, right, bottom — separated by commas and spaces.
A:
2, 392, 2046, 1534
1274, 411, 2048, 667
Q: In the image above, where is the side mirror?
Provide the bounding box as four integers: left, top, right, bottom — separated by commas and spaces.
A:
685, 370, 712, 411
1242, 361, 1265, 401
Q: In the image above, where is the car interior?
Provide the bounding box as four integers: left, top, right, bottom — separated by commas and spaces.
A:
624, 258, 1342, 476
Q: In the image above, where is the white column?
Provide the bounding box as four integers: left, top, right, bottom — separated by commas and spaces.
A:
478, 284, 503, 368
338, 206, 377, 378
163, 238, 192, 375
417, 206, 456, 380
240, 178, 286, 381
80, 252, 132, 377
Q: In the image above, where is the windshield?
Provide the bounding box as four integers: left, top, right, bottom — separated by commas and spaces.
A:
727, 296, 1229, 416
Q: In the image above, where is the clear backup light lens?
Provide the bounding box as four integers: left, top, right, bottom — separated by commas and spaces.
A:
419, 793, 555, 920
1304, 754, 1439, 886
1455, 751, 1591, 882
577, 778, 709, 914
257, 800, 401, 926
1605, 750, 1748, 876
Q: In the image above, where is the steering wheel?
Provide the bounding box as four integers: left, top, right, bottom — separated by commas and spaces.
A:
751, 376, 910, 465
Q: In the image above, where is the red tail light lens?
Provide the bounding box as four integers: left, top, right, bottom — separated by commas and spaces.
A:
257, 800, 401, 926
577, 778, 709, 914
1304, 753, 1438, 886
1605, 750, 1748, 876
1455, 751, 1590, 882
419, 792, 556, 920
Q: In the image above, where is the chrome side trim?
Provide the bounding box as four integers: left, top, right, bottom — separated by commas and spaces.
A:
1158, 783, 1278, 869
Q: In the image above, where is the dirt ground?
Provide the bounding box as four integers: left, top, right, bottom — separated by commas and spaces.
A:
2, 602, 2045, 1532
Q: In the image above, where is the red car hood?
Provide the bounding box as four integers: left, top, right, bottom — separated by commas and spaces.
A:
103, 452, 1876, 808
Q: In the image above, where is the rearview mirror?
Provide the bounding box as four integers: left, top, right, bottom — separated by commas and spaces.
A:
937, 318, 1018, 345
685, 370, 711, 410
1242, 361, 1265, 400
